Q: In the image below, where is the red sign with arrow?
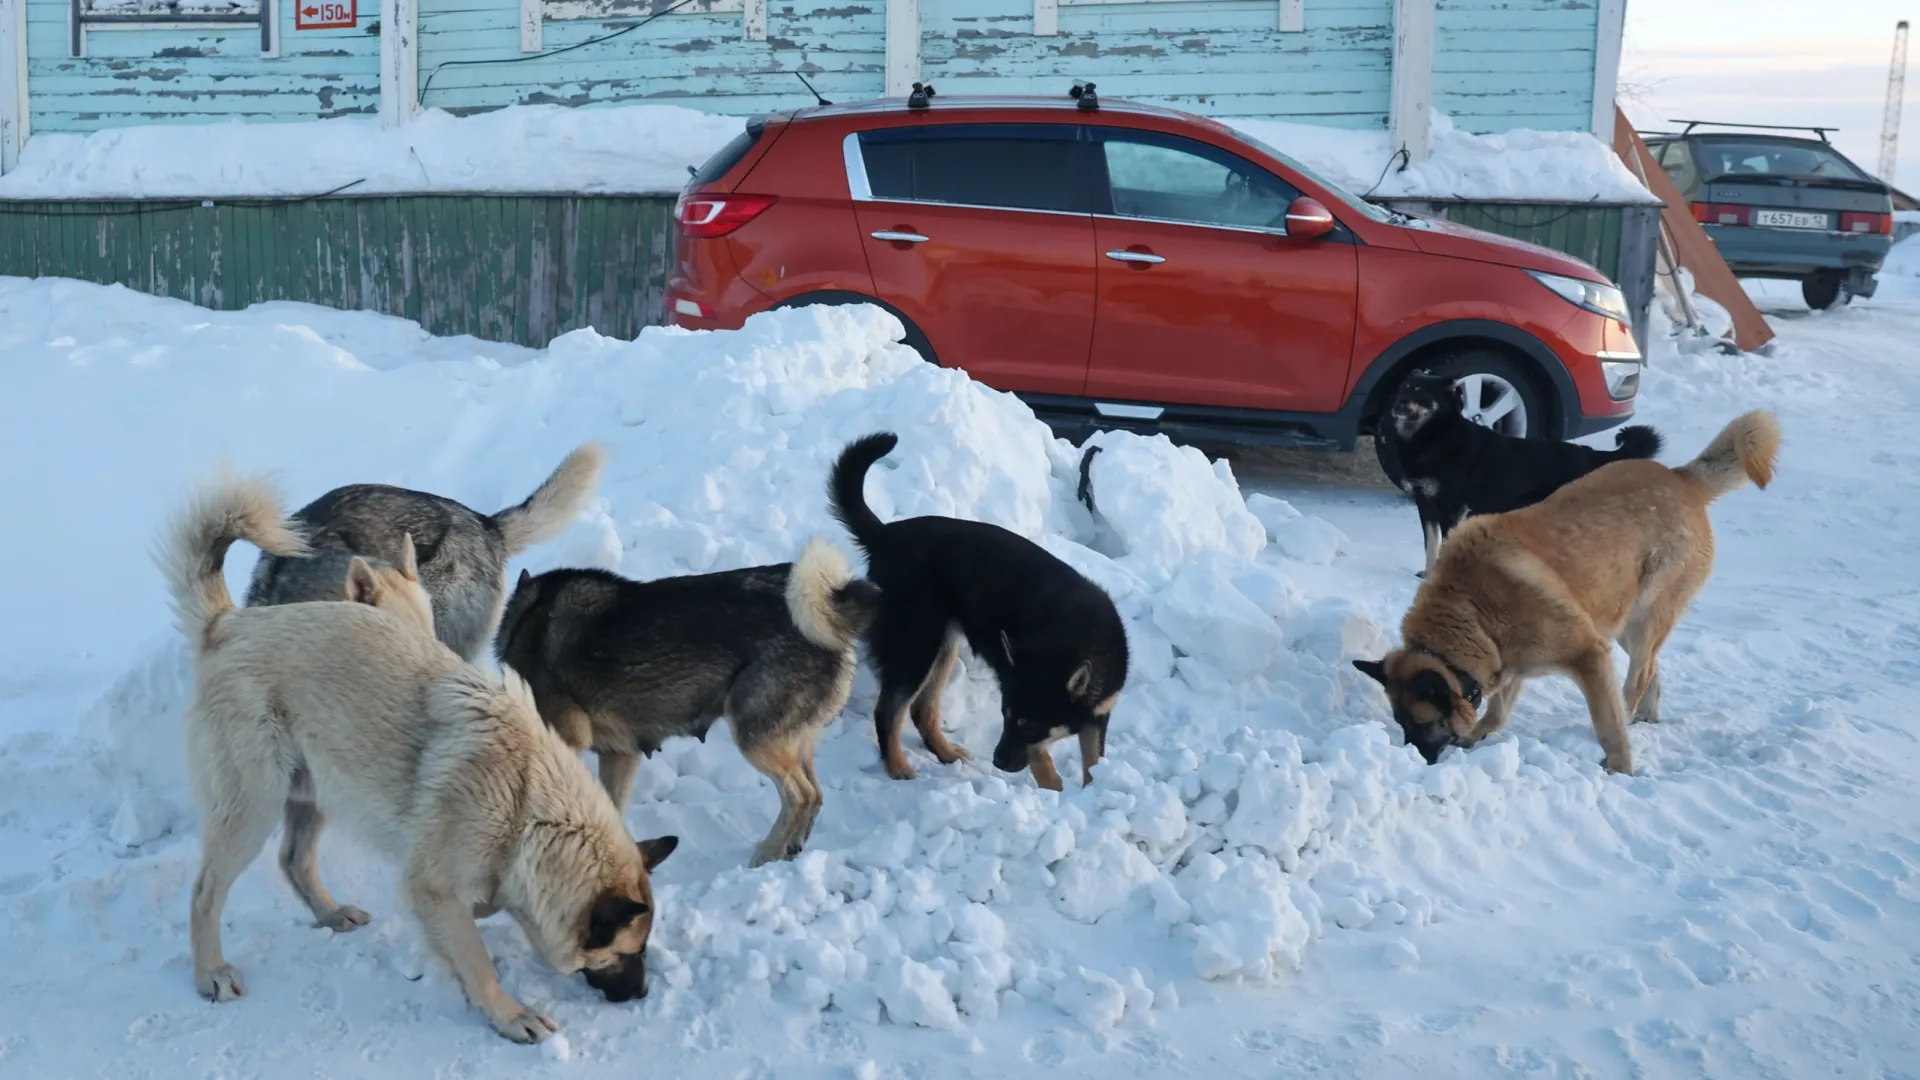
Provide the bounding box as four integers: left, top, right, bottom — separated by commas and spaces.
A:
296, 0, 356, 30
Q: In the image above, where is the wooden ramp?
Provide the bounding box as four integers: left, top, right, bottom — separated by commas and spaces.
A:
1612, 106, 1775, 352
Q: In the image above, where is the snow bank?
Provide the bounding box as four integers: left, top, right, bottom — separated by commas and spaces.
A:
0, 273, 1623, 1054
1228, 111, 1657, 204
0, 105, 746, 199
0, 102, 1651, 204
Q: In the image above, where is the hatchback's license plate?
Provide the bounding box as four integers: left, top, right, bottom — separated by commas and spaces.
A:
1754, 209, 1829, 230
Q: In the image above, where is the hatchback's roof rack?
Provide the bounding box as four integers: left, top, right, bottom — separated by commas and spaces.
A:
1070, 81, 1098, 110
907, 82, 935, 110
1672, 119, 1838, 143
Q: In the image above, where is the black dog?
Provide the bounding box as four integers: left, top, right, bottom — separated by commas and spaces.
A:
828, 432, 1129, 790
1388, 371, 1662, 576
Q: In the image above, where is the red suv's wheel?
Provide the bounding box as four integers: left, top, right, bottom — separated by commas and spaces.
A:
1374, 350, 1552, 490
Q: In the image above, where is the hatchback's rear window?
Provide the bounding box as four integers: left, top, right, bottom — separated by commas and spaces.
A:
1693, 138, 1868, 182
690, 122, 764, 186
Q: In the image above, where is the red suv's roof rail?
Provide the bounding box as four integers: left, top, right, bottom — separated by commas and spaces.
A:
791, 94, 1189, 123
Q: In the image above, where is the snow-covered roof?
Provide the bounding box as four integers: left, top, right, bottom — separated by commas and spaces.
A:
0, 103, 1655, 205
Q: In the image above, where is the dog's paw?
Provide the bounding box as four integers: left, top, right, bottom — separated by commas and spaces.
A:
490, 1005, 558, 1044
883, 758, 917, 782
318, 905, 372, 932
1603, 753, 1635, 775
196, 964, 246, 1003
932, 743, 972, 765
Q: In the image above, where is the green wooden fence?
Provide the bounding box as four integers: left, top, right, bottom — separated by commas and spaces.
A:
0, 195, 675, 346
0, 195, 1656, 348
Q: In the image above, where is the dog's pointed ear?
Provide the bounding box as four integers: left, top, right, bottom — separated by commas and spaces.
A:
1066, 659, 1093, 699
518, 567, 532, 589
1352, 658, 1388, 686
397, 532, 420, 582
584, 891, 651, 950
637, 835, 678, 871
1000, 630, 1016, 668
346, 557, 380, 606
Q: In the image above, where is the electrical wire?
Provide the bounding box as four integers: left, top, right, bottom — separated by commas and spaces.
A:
420, 0, 702, 101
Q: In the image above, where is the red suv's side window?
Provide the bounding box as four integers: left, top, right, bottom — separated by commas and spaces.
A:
857, 124, 1095, 213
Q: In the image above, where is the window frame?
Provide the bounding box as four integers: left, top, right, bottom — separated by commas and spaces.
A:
845, 122, 1098, 218
69, 0, 272, 59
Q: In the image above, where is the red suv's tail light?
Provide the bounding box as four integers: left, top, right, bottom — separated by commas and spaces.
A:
1840, 211, 1893, 235
1690, 201, 1751, 226
674, 193, 777, 239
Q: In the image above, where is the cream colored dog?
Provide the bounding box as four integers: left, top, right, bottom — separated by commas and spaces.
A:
159, 471, 676, 1043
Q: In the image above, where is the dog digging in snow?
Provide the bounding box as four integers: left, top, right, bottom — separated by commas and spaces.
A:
829, 432, 1129, 790
1385, 371, 1664, 577
1355, 409, 1780, 774
246, 443, 604, 661
161, 472, 676, 1043
494, 542, 880, 867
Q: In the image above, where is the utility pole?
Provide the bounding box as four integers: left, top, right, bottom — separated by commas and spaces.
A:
1881, 20, 1909, 182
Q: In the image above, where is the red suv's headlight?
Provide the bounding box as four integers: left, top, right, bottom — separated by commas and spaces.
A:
674, 193, 777, 239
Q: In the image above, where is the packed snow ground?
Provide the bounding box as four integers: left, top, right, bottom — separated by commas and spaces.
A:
0, 103, 1651, 204
0, 265, 1916, 1077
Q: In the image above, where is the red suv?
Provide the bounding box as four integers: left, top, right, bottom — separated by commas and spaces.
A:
667, 93, 1642, 475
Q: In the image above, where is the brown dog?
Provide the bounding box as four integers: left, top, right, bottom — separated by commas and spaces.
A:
1355, 410, 1781, 774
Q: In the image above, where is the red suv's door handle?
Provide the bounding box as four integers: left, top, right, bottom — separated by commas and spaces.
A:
871, 230, 929, 243
1104, 249, 1166, 265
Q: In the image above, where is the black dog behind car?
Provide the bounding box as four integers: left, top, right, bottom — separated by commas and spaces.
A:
1388, 371, 1663, 575
828, 432, 1129, 790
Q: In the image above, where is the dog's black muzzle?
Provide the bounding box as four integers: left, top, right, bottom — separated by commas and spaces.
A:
582, 950, 648, 1003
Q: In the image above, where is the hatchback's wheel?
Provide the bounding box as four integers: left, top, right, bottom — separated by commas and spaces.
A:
1802, 271, 1847, 311
1373, 350, 1551, 490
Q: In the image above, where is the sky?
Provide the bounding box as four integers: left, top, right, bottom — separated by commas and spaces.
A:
1620, 0, 1916, 189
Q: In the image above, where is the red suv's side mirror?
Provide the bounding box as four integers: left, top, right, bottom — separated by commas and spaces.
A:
1284, 197, 1335, 241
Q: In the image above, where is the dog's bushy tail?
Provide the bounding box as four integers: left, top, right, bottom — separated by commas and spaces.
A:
491, 442, 607, 554
787, 537, 882, 650
1675, 410, 1780, 501
827, 432, 897, 554
158, 471, 310, 647
1610, 424, 1663, 461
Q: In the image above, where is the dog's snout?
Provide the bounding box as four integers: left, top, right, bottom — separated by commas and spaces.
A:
582, 952, 648, 1003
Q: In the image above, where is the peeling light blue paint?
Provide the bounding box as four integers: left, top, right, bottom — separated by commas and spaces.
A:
1433, 0, 1597, 133
23, 0, 1602, 139
26, 0, 380, 131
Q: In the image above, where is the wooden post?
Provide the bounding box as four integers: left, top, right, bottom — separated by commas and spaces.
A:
0, 0, 23, 173
1591, 0, 1626, 139
382, 0, 419, 127
885, 0, 920, 97
1279, 0, 1303, 33
744, 0, 766, 41
1389, 0, 1434, 162
1613, 106, 1775, 352
1033, 0, 1056, 38
520, 0, 542, 52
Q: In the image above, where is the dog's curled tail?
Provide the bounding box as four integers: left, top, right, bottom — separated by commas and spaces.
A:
492, 442, 607, 554
158, 471, 310, 646
787, 537, 882, 650
1676, 410, 1780, 501
1611, 424, 1664, 461
827, 432, 897, 553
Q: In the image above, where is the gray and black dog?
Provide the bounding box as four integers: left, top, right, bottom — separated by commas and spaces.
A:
494, 539, 880, 867
246, 444, 605, 661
